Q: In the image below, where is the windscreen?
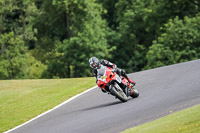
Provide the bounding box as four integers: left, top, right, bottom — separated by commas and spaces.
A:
97, 66, 107, 79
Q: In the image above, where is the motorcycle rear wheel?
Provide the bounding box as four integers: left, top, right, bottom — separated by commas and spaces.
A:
130, 88, 139, 98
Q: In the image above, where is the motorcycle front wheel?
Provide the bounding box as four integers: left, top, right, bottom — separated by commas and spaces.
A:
110, 83, 128, 102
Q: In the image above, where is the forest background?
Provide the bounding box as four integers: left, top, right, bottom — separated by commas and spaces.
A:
0, 0, 200, 79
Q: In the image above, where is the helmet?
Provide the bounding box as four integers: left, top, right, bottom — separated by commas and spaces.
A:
89, 57, 101, 69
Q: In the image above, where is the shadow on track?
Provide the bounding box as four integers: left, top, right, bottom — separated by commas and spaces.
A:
82, 101, 122, 111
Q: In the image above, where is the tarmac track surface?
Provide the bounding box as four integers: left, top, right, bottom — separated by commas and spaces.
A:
10, 60, 200, 133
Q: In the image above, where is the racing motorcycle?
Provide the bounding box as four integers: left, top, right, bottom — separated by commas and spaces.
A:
96, 66, 139, 102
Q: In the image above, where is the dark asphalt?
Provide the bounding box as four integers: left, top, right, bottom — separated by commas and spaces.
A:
10, 60, 200, 133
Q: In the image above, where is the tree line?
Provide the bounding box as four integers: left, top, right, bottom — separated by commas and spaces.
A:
0, 0, 200, 79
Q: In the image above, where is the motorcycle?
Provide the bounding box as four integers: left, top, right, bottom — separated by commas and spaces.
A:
96, 66, 139, 102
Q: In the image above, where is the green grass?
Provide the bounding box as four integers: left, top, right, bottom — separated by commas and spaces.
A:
0, 78, 96, 133
123, 104, 200, 133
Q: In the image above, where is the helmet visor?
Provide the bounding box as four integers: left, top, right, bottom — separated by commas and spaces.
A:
92, 62, 97, 68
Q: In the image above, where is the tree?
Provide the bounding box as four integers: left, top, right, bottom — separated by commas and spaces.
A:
145, 44, 175, 69
145, 14, 200, 69
0, 0, 44, 79
96, 0, 119, 29
111, 0, 148, 72
38, 0, 113, 78
1, 0, 200, 79
60, 0, 112, 77
0, 0, 38, 46
0, 32, 45, 79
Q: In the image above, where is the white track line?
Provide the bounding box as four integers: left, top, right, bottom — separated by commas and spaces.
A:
4, 86, 97, 133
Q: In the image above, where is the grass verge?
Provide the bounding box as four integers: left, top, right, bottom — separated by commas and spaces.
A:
0, 78, 96, 133
123, 104, 200, 133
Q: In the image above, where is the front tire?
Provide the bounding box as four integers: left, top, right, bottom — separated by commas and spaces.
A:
110, 83, 128, 102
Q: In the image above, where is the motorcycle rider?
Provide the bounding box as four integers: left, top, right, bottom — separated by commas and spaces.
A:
89, 57, 135, 93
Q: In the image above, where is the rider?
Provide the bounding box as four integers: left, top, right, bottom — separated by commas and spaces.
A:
89, 57, 136, 91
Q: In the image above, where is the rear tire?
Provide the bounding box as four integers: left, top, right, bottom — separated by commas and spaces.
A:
110, 83, 128, 102
130, 88, 139, 98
